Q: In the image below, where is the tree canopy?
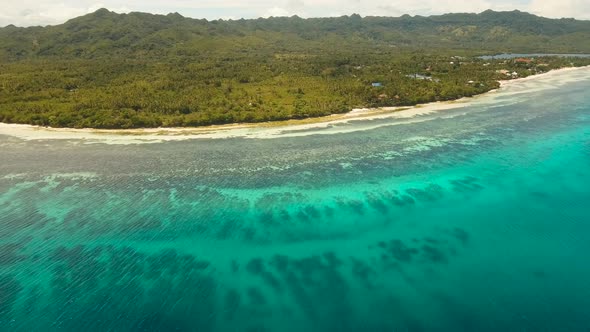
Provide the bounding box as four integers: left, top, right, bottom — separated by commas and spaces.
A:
0, 9, 589, 128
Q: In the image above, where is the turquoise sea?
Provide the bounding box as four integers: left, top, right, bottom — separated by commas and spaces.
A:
1, 68, 590, 331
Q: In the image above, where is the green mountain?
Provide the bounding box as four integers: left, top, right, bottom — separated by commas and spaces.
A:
0, 9, 589, 128
1, 9, 590, 59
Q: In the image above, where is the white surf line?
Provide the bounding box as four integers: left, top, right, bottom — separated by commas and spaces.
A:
1, 66, 589, 144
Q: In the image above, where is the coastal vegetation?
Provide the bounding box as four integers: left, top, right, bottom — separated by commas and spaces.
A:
1, 9, 590, 128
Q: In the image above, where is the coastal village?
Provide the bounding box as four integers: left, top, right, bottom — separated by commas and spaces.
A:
364, 54, 578, 107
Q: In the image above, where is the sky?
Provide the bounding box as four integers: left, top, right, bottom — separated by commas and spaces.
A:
0, 0, 589, 27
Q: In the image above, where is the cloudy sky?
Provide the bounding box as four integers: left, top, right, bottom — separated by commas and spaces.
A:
1, 0, 589, 27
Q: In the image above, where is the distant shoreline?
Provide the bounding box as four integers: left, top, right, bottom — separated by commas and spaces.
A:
1, 65, 588, 143
497, 65, 588, 87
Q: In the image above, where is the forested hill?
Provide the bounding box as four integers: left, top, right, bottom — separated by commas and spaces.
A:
1, 9, 590, 129
1, 9, 590, 59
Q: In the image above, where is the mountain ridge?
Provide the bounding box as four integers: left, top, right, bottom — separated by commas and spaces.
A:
4, 8, 588, 28
1, 8, 590, 60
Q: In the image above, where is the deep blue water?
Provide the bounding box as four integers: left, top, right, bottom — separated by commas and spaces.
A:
1, 68, 590, 331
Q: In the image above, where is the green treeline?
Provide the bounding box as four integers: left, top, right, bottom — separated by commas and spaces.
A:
0, 9, 589, 128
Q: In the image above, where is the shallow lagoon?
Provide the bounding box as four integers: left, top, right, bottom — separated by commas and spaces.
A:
1, 68, 590, 331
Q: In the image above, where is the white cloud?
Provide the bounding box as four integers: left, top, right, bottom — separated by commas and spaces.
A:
0, 0, 588, 27
263, 7, 292, 17
369, 0, 493, 17
528, 0, 590, 19
0, 1, 131, 26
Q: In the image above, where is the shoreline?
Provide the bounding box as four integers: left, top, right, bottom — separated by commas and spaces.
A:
1, 65, 588, 143
497, 65, 588, 87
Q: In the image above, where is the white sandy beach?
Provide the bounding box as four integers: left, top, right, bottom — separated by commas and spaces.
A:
1, 65, 588, 144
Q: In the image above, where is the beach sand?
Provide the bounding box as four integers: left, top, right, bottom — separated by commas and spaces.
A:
1, 65, 589, 144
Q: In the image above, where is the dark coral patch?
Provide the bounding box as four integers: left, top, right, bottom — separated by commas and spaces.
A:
296, 210, 310, 222
405, 184, 444, 202
323, 252, 343, 268
304, 206, 321, 219
0, 275, 22, 317
389, 240, 419, 263
224, 288, 241, 320
0, 243, 27, 266
247, 287, 267, 306
347, 200, 366, 215
421, 244, 448, 264
279, 209, 291, 221
377, 239, 419, 263
350, 258, 376, 287
324, 206, 335, 218
258, 210, 275, 225
451, 227, 470, 246
389, 193, 416, 207
366, 193, 389, 214
270, 254, 290, 272
246, 258, 266, 275
450, 176, 484, 193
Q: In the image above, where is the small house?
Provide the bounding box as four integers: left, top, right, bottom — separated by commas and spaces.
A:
372, 82, 383, 87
